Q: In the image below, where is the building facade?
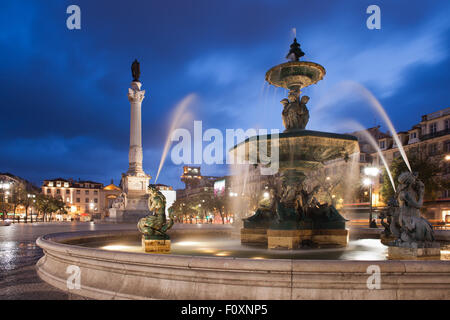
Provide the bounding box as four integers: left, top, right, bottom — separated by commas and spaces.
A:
42, 178, 105, 221
0, 173, 40, 219
322, 107, 450, 222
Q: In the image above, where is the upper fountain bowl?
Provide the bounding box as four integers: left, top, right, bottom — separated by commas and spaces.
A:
265, 61, 326, 90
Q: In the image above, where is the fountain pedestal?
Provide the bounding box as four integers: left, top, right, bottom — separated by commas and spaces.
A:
240, 228, 267, 245
267, 229, 303, 249
142, 236, 171, 254
312, 229, 348, 247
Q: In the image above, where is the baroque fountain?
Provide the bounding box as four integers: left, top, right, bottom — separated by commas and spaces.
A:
34, 40, 450, 300
232, 38, 359, 249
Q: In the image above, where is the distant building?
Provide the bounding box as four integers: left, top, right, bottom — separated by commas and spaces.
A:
177, 166, 219, 201
102, 181, 122, 218
42, 178, 104, 221
0, 173, 40, 219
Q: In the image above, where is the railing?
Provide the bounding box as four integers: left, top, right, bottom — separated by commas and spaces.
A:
420, 128, 450, 141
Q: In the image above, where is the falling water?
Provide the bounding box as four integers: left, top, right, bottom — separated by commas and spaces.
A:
345, 120, 396, 192
154, 94, 197, 183
343, 153, 360, 205
342, 81, 412, 172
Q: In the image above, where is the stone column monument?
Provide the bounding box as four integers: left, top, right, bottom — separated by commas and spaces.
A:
108, 60, 152, 223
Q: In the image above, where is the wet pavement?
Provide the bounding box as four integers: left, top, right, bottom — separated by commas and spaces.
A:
0, 222, 134, 300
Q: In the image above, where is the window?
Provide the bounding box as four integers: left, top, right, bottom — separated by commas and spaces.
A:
94, 190, 98, 195
76, 190, 80, 195
360, 154, 365, 162
85, 198, 89, 203
64, 182, 69, 188
442, 190, 450, 199
445, 119, 449, 130
429, 122, 437, 134
48, 182, 54, 187
76, 198, 80, 203
428, 143, 438, 155
56, 189, 60, 194
410, 132, 416, 139
445, 140, 450, 153
47, 189, 51, 194
379, 140, 385, 149
445, 163, 450, 175
94, 198, 98, 203
66, 189, 70, 194
56, 182, 61, 187
393, 151, 400, 158
85, 190, 89, 195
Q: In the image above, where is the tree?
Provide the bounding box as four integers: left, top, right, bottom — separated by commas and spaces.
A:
51, 197, 68, 221
381, 152, 450, 202
170, 198, 197, 223
36, 194, 63, 222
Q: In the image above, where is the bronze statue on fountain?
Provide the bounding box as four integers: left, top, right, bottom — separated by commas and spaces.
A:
243, 170, 347, 232
379, 172, 439, 258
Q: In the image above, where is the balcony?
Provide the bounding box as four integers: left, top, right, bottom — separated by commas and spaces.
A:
420, 128, 450, 141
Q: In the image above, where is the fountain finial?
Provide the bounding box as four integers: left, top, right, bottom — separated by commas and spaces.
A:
286, 38, 305, 61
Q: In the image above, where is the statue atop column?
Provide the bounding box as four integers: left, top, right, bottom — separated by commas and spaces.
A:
131, 59, 140, 82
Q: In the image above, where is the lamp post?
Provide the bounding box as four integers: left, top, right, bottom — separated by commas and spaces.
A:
363, 167, 380, 228
0, 182, 11, 220
27, 194, 36, 223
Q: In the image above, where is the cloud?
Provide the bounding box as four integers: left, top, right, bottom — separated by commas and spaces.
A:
1, 0, 449, 188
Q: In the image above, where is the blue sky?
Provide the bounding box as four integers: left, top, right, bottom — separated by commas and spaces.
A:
1, 0, 449, 189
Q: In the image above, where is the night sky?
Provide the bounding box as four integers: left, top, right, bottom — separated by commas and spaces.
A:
1, 0, 449, 189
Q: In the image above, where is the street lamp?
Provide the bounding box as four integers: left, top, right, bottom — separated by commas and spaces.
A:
445, 154, 450, 161
363, 166, 380, 228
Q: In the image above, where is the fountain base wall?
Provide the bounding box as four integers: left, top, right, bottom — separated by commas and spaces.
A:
36, 229, 450, 300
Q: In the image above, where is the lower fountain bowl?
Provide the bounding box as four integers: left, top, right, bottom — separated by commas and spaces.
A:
35, 227, 450, 300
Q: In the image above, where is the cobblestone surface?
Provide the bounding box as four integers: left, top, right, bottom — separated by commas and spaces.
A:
0, 222, 134, 300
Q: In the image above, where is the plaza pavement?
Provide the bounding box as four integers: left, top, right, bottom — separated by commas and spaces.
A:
0, 222, 135, 300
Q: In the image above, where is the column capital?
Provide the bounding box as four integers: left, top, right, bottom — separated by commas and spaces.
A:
128, 81, 145, 103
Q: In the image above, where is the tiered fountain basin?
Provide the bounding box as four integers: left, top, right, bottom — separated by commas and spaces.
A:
230, 130, 359, 248
230, 129, 359, 171
265, 61, 326, 89
36, 225, 450, 300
